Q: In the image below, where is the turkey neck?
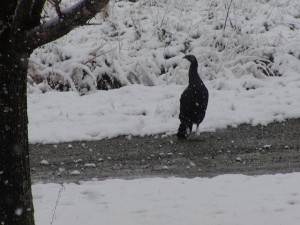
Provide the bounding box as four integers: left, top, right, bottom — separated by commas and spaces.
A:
188, 62, 202, 86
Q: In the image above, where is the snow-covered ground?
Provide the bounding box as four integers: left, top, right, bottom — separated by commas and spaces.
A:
34, 174, 300, 225
28, 0, 300, 143
29, 76, 300, 143
29, 0, 300, 224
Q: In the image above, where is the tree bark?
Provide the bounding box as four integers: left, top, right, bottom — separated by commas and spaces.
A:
0, 51, 34, 224
0, 0, 109, 224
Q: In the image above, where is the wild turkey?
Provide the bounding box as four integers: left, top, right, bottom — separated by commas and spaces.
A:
177, 55, 209, 139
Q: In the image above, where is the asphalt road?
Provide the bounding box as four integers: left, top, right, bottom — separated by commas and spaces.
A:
30, 119, 300, 183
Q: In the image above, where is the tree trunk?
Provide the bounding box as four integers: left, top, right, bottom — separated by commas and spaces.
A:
0, 50, 35, 224
0, 1, 110, 224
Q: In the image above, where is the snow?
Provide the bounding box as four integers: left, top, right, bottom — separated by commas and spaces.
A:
40, 160, 49, 165
70, 170, 81, 175
26, 0, 300, 224
28, 0, 300, 143
29, 0, 300, 93
28, 76, 300, 143
84, 163, 96, 168
33, 173, 300, 225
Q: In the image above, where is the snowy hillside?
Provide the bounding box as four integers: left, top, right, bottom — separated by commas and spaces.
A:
29, 0, 300, 94
28, 0, 300, 143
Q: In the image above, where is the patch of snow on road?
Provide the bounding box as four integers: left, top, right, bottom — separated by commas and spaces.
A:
33, 173, 300, 225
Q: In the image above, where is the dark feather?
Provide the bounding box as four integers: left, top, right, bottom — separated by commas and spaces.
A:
177, 55, 209, 139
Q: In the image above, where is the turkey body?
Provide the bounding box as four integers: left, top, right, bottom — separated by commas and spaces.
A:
177, 55, 209, 139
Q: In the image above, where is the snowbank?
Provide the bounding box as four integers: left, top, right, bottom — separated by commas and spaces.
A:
28, 74, 300, 143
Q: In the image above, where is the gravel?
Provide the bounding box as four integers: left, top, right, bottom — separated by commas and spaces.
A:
30, 119, 300, 183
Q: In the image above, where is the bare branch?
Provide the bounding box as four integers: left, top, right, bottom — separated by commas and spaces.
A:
23, 0, 109, 50
84, 49, 113, 65
31, 0, 47, 27
85, 22, 103, 25
223, 0, 233, 32
48, 0, 63, 18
